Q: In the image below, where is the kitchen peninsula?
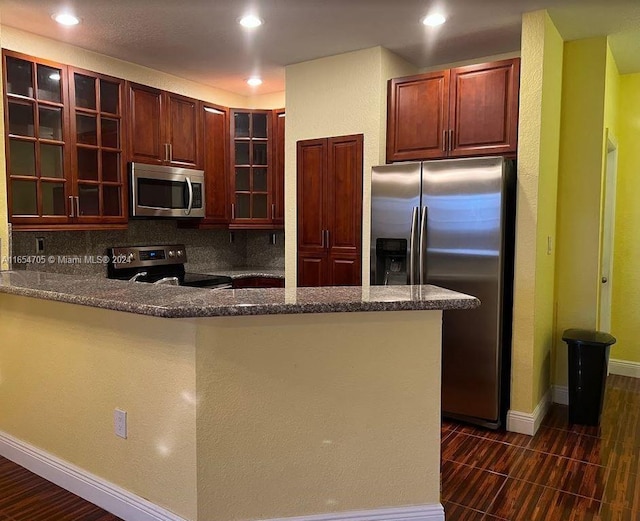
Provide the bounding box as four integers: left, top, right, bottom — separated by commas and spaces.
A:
0, 272, 478, 521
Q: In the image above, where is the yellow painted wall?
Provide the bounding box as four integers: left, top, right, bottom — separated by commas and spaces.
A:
510, 11, 563, 414
284, 47, 417, 287
196, 311, 443, 519
611, 73, 640, 363
604, 45, 620, 135
553, 37, 608, 386
0, 295, 198, 520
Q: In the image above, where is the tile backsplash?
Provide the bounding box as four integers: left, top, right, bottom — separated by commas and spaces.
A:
11, 220, 285, 276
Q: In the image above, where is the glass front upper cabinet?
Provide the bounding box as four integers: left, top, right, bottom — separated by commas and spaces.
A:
232, 110, 271, 222
70, 69, 125, 219
4, 53, 68, 219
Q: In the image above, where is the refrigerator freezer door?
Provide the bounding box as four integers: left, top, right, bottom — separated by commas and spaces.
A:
422, 157, 506, 423
370, 163, 422, 286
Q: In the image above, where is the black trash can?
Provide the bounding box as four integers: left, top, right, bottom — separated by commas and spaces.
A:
562, 329, 616, 426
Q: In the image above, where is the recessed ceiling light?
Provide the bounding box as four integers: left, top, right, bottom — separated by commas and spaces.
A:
422, 14, 446, 27
239, 15, 263, 28
246, 77, 263, 87
53, 13, 80, 26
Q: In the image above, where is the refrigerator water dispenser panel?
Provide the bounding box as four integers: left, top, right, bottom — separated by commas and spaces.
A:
375, 238, 408, 285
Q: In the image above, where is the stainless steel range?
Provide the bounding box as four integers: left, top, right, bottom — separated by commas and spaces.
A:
107, 244, 232, 289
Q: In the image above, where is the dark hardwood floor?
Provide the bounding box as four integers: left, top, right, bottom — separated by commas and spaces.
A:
0, 456, 121, 521
0, 375, 636, 521
442, 374, 640, 521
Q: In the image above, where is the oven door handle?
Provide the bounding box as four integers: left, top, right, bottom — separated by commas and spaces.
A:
185, 177, 194, 216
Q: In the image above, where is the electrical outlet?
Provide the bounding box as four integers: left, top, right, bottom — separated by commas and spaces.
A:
114, 408, 127, 439
36, 237, 45, 253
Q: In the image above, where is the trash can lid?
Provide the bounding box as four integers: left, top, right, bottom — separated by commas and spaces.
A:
562, 329, 616, 346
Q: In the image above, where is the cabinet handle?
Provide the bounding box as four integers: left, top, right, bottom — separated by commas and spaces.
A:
442, 130, 447, 152
231, 203, 236, 220
325, 229, 330, 248
449, 129, 454, 152
68, 196, 75, 218
271, 203, 276, 220
75, 196, 80, 217
321, 229, 325, 248
168, 143, 173, 162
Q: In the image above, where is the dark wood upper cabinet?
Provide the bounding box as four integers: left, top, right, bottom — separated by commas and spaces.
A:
387, 58, 520, 162
229, 109, 275, 229
2, 50, 127, 230
387, 70, 449, 161
165, 92, 200, 168
201, 104, 228, 225
69, 67, 127, 225
128, 83, 202, 168
272, 109, 285, 226
297, 134, 363, 288
449, 59, 520, 157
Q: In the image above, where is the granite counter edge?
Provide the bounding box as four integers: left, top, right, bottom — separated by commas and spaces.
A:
0, 284, 479, 319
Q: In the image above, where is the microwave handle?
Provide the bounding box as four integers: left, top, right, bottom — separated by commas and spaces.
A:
185, 177, 194, 216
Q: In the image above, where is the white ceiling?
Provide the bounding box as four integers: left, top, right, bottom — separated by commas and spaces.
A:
1, 0, 639, 96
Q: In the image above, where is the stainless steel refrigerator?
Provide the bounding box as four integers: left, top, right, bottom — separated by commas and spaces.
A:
370, 156, 516, 428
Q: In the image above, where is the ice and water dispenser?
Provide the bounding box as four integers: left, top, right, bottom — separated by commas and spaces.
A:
373, 238, 408, 285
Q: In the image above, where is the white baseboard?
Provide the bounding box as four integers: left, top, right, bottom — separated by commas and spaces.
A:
0, 430, 443, 521
506, 388, 551, 436
552, 385, 569, 405
0, 431, 186, 521
260, 504, 444, 521
609, 358, 640, 378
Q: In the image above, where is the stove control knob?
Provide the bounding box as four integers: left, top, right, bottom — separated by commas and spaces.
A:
168, 250, 176, 258
177, 250, 184, 258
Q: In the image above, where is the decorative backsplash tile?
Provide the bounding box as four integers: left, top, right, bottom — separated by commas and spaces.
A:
10, 220, 284, 276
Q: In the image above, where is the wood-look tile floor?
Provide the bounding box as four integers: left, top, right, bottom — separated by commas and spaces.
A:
0, 375, 636, 521
0, 456, 121, 521
442, 374, 640, 521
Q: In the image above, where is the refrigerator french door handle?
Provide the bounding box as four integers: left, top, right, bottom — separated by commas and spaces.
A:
409, 207, 419, 285
419, 206, 428, 285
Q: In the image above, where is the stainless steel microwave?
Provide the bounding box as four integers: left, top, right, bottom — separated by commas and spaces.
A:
129, 163, 205, 218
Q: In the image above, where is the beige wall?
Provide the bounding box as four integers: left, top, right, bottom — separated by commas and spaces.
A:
510, 11, 563, 414
0, 25, 285, 110
196, 310, 443, 520
1, 293, 445, 520
553, 37, 608, 386
0, 295, 198, 519
284, 46, 417, 286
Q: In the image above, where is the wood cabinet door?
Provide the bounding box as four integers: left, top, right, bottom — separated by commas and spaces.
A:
449, 58, 520, 158
202, 104, 228, 224
328, 254, 361, 286
387, 71, 449, 162
272, 109, 285, 226
326, 135, 362, 286
128, 83, 164, 165
3, 50, 73, 228
69, 68, 128, 225
297, 138, 327, 253
297, 253, 327, 288
166, 92, 201, 168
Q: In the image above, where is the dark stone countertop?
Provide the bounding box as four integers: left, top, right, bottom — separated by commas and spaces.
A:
0, 270, 480, 319
188, 267, 285, 279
